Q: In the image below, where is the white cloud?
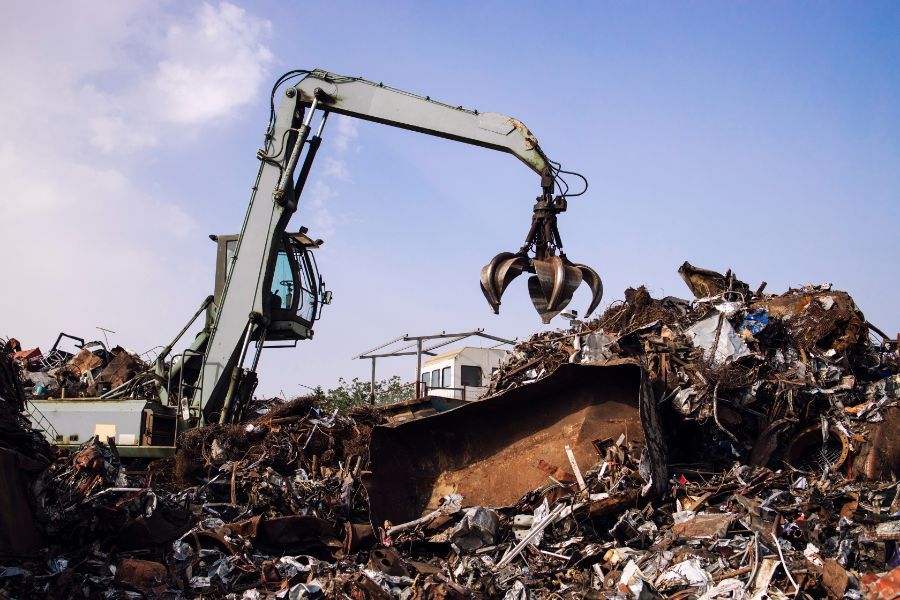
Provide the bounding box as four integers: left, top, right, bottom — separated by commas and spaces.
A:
90, 116, 159, 153
150, 2, 273, 125
321, 157, 350, 180
0, 2, 273, 352
301, 115, 360, 236
306, 180, 337, 236
332, 115, 359, 152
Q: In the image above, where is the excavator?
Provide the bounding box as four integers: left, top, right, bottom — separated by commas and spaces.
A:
31, 69, 606, 457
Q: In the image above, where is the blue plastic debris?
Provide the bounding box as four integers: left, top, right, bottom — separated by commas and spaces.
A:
742, 308, 769, 335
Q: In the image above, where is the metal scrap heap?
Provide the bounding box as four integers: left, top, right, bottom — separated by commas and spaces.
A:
0, 262, 898, 599
488, 262, 899, 483
0, 341, 54, 463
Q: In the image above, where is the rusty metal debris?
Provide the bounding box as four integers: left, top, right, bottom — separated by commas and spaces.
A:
9, 334, 148, 400
366, 362, 667, 526
0, 262, 897, 598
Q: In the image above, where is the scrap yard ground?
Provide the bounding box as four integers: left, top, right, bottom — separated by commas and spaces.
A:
1, 262, 898, 598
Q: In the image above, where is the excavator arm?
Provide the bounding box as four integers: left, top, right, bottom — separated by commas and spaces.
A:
193, 69, 601, 425
293, 70, 554, 184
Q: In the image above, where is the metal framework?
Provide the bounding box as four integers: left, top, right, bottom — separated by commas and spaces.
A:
353, 329, 515, 402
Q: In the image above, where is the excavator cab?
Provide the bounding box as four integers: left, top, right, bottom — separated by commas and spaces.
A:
213, 228, 331, 343
266, 230, 331, 340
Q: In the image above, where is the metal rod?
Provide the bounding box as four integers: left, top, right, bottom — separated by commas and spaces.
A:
402, 330, 484, 341
497, 503, 567, 568
217, 320, 256, 425
356, 330, 514, 361
236, 320, 256, 369
104, 297, 213, 400
302, 98, 318, 128
315, 111, 329, 137
356, 350, 438, 359
364, 335, 467, 359
293, 113, 328, 199
415, 339, 423, 397
154, 295, 214, 369
249, 328, 267, 372
353, 334, 408, 359
98, 378, 136, 400
420, 335, 471, 354
472, 332, 517, 345
274, 97, 318, 203
370, 357, 376, 405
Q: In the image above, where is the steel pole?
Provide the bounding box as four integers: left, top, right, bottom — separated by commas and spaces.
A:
370, 357, 376, 405
415, 339, 423, 397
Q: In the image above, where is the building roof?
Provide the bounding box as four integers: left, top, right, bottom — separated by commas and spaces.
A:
422, 346, 506, 367
423, 347, 467, 365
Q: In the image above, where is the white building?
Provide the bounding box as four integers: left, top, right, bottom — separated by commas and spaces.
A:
419, 346, 507, 401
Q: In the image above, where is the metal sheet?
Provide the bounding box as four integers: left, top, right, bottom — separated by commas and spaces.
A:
365, 363, 666, 526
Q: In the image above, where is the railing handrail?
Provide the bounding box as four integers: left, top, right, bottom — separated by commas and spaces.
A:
25, 398, 61, 442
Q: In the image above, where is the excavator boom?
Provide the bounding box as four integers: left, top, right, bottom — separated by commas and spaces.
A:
293, 70, 553, 182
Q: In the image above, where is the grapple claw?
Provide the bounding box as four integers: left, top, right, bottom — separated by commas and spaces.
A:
528, 271, 578, 324
573, 263, 603, 319
480, 252, 529, 313
533, 255, 583, 313
480, 191, 602, 323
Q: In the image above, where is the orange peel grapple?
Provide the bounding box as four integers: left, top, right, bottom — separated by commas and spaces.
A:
481, 195, 602, 324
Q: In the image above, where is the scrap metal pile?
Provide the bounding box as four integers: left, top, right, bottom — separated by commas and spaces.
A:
0, 341, 54, 463
487, 262, 899, 479
8, 335, 147, 400
0, 396, 393, 598
474, 261, 900, 597
0, 262, 898, 599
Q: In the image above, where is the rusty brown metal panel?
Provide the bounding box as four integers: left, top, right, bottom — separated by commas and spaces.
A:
365, 363, 665, 526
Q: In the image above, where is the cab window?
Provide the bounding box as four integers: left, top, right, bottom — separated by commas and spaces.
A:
270, 249, 293, 311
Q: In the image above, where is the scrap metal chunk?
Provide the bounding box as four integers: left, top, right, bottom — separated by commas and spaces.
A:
365, 363, 666, 526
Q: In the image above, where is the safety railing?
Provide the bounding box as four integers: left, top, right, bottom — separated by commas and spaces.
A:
25, 398, 61, 443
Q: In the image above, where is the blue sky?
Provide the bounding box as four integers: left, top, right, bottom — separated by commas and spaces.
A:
1, 2, 897, 397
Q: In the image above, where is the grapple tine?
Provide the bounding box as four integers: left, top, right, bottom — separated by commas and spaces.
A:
480, 252, 514, 312
527, 276, 555, 324
495, 254, 530, 299
548, 255, 567, 310
532, 257, 559, 310
480, 252, 529, 314
562, 265, 584, 309
528, 273, 580, 324
533, 257, 583, 312
574, 263, 604, 318
529, 260, 583, 323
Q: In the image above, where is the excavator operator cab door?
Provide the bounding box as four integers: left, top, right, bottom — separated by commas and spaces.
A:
267, 231, 328, 341
213, 229, 331, 343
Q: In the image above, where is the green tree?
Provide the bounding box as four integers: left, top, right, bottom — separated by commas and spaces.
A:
316, 375, 415, 413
